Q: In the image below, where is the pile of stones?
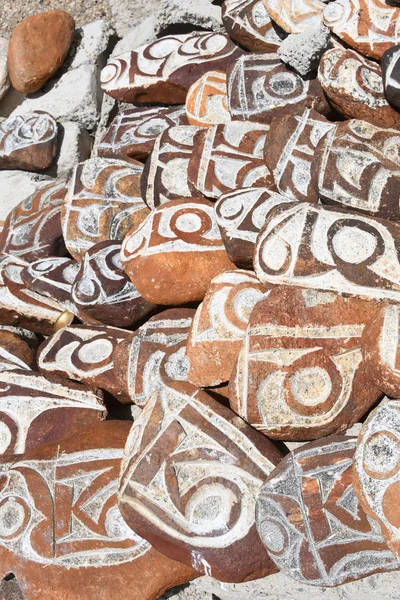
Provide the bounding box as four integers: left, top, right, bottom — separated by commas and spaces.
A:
2, 1, 400, 598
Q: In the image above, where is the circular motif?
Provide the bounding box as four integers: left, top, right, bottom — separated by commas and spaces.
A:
257, 517, 288, 555
0, 422, 12, 454
269, 72, 299, 97
175, 213, 203, 233
363, 431, 400, 480
289, 367, 332, 407
78, 339, 114, 364
331, 224, 379, 265
0, 498, 28, 539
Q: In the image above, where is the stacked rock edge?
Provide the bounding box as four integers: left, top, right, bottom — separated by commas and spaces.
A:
4, 1, 400, 600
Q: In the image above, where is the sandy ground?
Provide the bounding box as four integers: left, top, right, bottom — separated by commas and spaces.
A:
0, 0, 113, 39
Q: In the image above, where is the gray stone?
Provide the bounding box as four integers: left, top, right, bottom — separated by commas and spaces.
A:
160, 572, 400, 599
278, 26, 331, 76
109, 0, 158, 37
155, 0, 223, 36
0, 172, 53, 226
9, 20, 113, 130
52, 121, 91, 180
0, 85, 25, 118
111, 16, 158, 57
0, 36, 9, 101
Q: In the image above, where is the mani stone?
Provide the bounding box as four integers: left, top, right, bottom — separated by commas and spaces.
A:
0, 421, 197, 600
318, 48, 400, 129
227, 54, 329, 124
312, 120, 400, 220
353, 399, 400, 559
118, 381, 283, 583
71, 241, 155, 328
140, 125, 205, 209
0, 182, 67, 262
0, 111, 58, 171
265, 106, 334, 203
62, 157, 149, 261
253, 200, 400, 304
188, 122, 273, 200
21, 257, 79, 315
7, 10, 75, 93
121, 198, 236, 305
323, 0, 400, 60
257, 436, 400, 586
0, 254, 63, 335
97, 105, 188, 161
0, 369, 106, 455
382, 45, 400, 111
185, 71, 231, 127
361, 304, 400, 398
186, 270, 264, 387
0, 328, 36, 373
100, 32, 243, 104
215, 186, 293, 269
38, 325, 133, 404
229, 286, 382, 440
222, 0, 287, 52
113, 308, 194, 406
262, 0, 325, 33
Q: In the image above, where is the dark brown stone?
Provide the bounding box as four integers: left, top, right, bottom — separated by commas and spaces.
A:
100, 32, 243, 104
0, 421, 197, 600
71, 241, 155, 328
0, 182, 67, 262
38, 325, 134, 403
97, 105, 188, 161
0, 329, 36, 373
257, 436, 400, 586
227, 53, 329, 123
382, 45, 400, 110
118, 381, 282, 583
229, 286, 382, 440
0, 111, 58, 171
188, 122, 274, 200
113, 308, 194, 406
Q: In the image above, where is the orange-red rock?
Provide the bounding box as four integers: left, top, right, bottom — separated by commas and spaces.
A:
121, 198, 237, 305
8, 10, 75, 93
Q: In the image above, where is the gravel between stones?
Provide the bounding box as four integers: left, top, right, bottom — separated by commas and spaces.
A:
0, 0, 113, 39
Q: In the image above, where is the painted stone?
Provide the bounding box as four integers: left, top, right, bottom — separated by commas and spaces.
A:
188, 122, 273, 200
227, 54, 329, 124
118, 381, 282, 583
257, 436, 400, 586
382, 45, 400, 111
262, 0, 325, 33
187, 271, 265, 387
121, 198, 236, 305
0, 182, 67, 262
0, 111, 58, 171
100, 32, 243, 104
0, 370, 106, 455
71, 241, 155, 328
253, 200, 400, 303
353, 399, 400, 558
97, 105, 188, 161
113, 308, 194, 406
222, 0, 287, 52
38, 325, 133, 403
313, 120, 400, 220
7, 10, 75, 93
0, 254, 63, 335
21, 257, 79, 315
140, 125, 205, 210
215, 186, 293, 269
229, 286, 382, 440
185, 71, 231, 127
264, 106, 334, 203
62, 157, 149, 261
0, 421, 197, 600
318, 48, 400, 129
0, 329, 36, 373
361, 304, 400, 398
323, 0, 400, 60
